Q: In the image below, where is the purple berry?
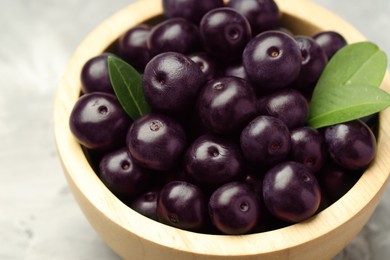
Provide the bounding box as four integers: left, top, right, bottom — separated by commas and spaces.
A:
263, 161, 321, 222
148, 18, 200, 56
126, 113, 187, 171
313, 31, 347, 59
81, 54, 114, 94
117, 24, 151, 71
184, 134, 245, 190
99, 147, 151, 197
243, 31, 302, 91
240, 116, 291, 166
292, 35, 328, 98
130, 189, 160, 220
196, 76, 257, 135
157, 181, 208, 231
257, 89, 309, 129
143, 52, 205, 115
209, 182, 260, 234
324, 120, 376, 170
290, 126, 325, 173
69, 92, 132, 150
163, 0, 224, 24
227, 0, 280, 35
200, 7, 252, 63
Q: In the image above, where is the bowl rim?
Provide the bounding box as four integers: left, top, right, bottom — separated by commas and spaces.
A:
54, 0, 390, 257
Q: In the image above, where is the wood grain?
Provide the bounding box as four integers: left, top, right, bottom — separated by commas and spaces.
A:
53, 0, 390, 259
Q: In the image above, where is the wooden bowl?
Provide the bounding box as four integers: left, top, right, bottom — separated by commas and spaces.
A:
54, 0, 390, 259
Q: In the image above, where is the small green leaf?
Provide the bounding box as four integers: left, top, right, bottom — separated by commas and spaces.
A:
308, 84, 390, 128
308, 42, 389, 128
108, 56, 150, 120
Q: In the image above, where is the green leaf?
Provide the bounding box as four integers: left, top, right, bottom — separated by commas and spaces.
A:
108, 56, 150, 120
308, 42, 389, 128
308, 84, 390, 128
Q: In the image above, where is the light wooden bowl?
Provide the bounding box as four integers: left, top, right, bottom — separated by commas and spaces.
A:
54, 0, 390, 259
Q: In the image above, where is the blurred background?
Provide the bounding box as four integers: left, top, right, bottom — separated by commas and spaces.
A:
0, 0, 389, 259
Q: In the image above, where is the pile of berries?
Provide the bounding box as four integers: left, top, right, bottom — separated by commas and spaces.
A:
69, 0, 378, 235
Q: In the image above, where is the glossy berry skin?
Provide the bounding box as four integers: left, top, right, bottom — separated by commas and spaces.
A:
99, 147, 151, 198
130, 189, 160, 220
324, 120, 376, 170
143, 52, 205, 114
240, 116, 291, 166
69, 92, 132, 150
188, 52, 217, 81
224, 63, 249, 81
257, 89, 309, 129
163, 0, 224, 24
263, 161, 321, 223
227, 0, 280, 35
292, 35, 328, 98
200, 7, 252, 63
196, 76, 257, 135
126, 113, 187, 171
209, 182, 260, 235
243, 31, 302, 91
117, 24, 151, 71
157, 181, 208, 231
313, 31, 347, 59
184, 135, 245, 190
81, 54, 114, 94
148, 18, 200, 56
290, 127, 325, 173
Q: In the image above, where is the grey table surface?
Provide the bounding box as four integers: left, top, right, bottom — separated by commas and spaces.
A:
0, 0, 389, 259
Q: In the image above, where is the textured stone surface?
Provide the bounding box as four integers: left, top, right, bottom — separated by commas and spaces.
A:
0, 0, 389, 259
